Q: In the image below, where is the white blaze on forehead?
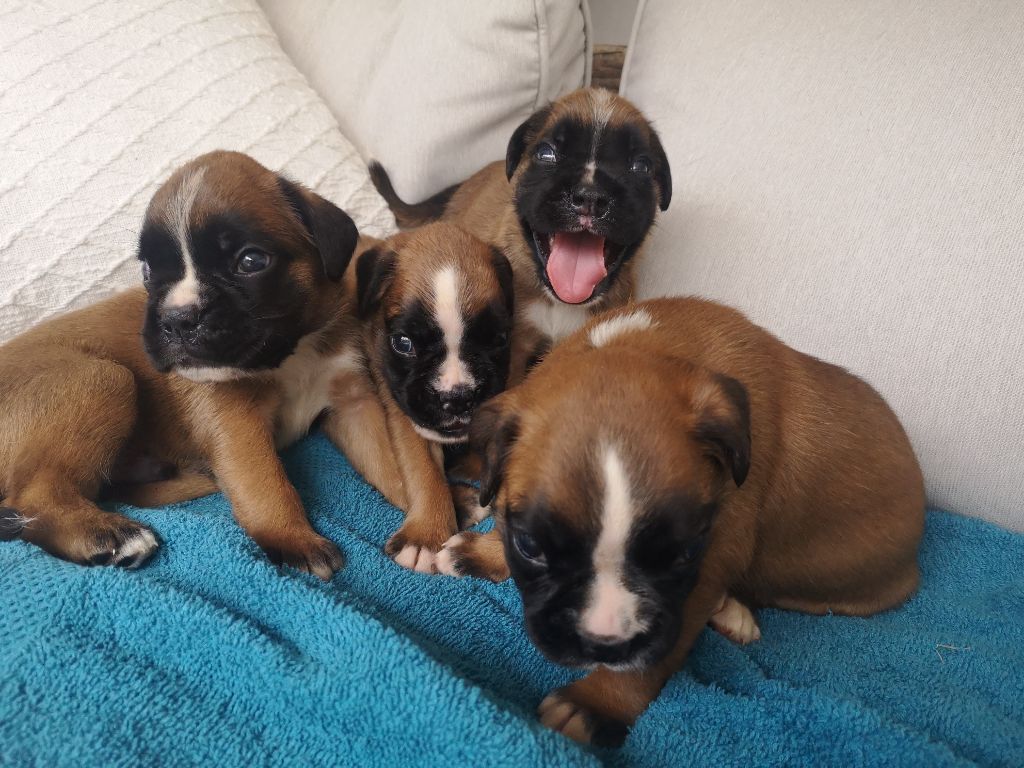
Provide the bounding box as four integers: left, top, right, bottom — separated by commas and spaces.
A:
162, 166, 207, 310
579, 444, 645, 642
583, 89, 615, 184
432, 265, 475, 393
589, 309, 654, 348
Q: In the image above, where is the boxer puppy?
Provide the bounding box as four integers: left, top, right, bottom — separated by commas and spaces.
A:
0, 151, 400, 579
352, 222, 514, 571
439, 297, 925, 746
370, 88, 671, 382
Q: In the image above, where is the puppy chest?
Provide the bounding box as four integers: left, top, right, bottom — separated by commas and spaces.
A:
273, 344, 363, 448
523, 299, 590, 342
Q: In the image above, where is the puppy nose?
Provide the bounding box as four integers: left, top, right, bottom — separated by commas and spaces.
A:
440, 386, 476, 415
571, 186, 609, 218
161, 304, 202, 333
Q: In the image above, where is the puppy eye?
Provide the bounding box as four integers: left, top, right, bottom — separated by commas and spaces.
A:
141, 261, 151, 283
512, 529, 546, 564
630, 156, 652, 174
235, 249, 272, 275
494, 331, 509, 347
389, 333, 416, 356
535, 143, 557, 164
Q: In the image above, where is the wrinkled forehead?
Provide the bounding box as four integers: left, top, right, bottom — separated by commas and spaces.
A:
146, 157, 295, 238
541, 90, 651, 155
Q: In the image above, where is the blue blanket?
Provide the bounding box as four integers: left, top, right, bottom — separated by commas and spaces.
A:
1, 433, 1022, 767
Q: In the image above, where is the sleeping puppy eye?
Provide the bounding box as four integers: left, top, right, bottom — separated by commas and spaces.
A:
494, 330, 509, 347
630, 156, 652, 174
389, 333, 416, 357
535, 142, 558, 163
512, 528, 546, 565
235, 249, 272, 275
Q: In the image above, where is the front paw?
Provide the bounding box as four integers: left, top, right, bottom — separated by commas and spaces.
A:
451, 483, 489, 530
261, 531, 344, 581
385, 519, 452, 574
538, 686, 630, 748
435, 531, 509, 582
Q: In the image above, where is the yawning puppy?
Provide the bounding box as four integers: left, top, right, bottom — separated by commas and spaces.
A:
370, 88, 671, 381
353, 222, 514, 571
0, 151, 401, 579
439, 297, 925, 746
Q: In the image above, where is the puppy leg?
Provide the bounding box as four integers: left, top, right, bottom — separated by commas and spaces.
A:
708, 594, 761, 644
436, 529, 509, 581
110, 470, 219, 507
1, 357, 159, 568
450, 483, 489, 530
381, 401, 457, 573
201, 393, 343, 580
539, 580, 723, 747
323, 367, 408, 510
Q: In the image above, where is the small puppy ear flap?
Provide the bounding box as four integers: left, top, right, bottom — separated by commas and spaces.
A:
278, 177, 359, 280
354, 246, 397, 319
490, 246, 515, 315
648, 126, 672, 211
470, 394, 520, 508
506, 105, 553, 180
692, 372, 751, 487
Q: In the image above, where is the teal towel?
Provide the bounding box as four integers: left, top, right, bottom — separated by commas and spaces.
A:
1, 433, 1022, 767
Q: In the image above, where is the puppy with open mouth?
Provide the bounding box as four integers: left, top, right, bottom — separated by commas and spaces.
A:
438, 297, 925, 746
0, 151, 402, 579
351, 222, 515, 571
370, 88, 671, 381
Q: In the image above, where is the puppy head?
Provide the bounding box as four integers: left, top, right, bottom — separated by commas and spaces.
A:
138, 151, 358, 379
505, 88, 671, 306
472, 350, 749, 670
356, 222, 515, 444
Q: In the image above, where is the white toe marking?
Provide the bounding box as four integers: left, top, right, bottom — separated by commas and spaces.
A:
431, 265, 475, 393
413, 547, 436, 573
588, 309, 654, 347
162, 166, 207, 311
709, 596, 761, 644
579, 445, 645, 642
436, 534, 465, 577
114, 528, 159, 567
394, 544, 418, 569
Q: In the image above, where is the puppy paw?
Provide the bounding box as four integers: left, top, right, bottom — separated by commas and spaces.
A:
538, 687, 630, 748
709, 595, 761, 644
262, 532, 344, 581
436, 531, 509, 582
385, 521, 451, 574
86, 516, 160, 570
451, 484, 489, 530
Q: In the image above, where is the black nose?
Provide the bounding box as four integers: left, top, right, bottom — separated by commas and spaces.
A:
439, 386, 476, 416
570, 186, 609, 218
161, 304, 203, 334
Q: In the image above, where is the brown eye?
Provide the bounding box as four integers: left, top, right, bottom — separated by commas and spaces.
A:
389, 333, 415, 356
235, 249, 271, 274
630, 156, 652, 174
512, 529, 545, 563
535, 143, 557, 163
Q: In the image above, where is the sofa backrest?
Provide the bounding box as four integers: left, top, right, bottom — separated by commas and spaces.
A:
623, 0, 1024, 530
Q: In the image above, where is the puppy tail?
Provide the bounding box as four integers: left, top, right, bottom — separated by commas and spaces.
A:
369, 161, 458, 229
0, 506, 27, 541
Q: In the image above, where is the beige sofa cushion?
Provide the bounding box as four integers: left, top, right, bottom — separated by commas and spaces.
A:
260, 0, 590, 202
0, 0, 394, 342
622, 0, 1024, 529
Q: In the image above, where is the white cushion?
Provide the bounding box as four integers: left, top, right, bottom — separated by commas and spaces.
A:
0, 0, 395, 342
622, 0, 1024, 530
259, 0, 590, 202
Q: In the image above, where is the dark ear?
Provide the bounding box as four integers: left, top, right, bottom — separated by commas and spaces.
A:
354, 246, 397, 319
490, 247, 515, 316
506, 106, 553, 180
648, 126, 672, 211
279, 177, 359, 280
692, 373, 750, 487
470, 394, 520, 508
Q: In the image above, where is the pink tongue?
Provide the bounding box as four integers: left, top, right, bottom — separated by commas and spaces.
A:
545, 232, 607, 304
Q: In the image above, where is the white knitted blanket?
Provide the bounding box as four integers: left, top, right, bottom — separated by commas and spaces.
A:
0, 0, 396, 341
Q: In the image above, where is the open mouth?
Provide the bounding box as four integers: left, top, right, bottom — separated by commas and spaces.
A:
529, 227, 629, 305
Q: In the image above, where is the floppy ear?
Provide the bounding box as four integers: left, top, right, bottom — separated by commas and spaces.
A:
354, 246, 397, 319
691, 372, 750, 487
505, 105, 553, 180
279, 177, 359, 280
470, 393, 521, 508
490, 247, 515, 316
648, 126, 672, 211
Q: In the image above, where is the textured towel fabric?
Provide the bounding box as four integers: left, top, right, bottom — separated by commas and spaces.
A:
0, 433, 1021, 767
